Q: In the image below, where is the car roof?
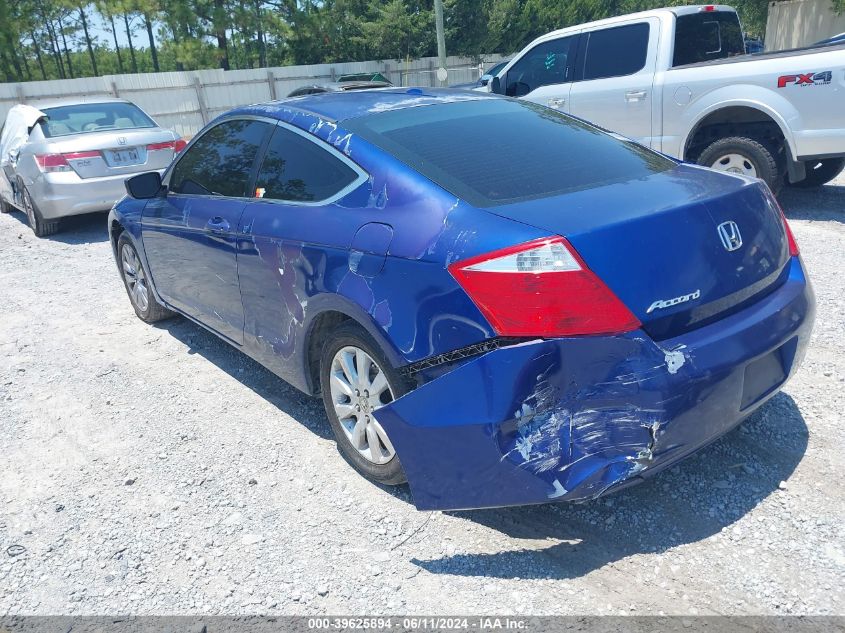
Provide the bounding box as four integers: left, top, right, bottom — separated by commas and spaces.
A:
289, 80, 392, 95
27, 97, 132, 110
232, 87, 497, 123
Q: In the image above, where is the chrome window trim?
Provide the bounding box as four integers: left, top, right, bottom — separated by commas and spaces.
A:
253, 120, 369, 208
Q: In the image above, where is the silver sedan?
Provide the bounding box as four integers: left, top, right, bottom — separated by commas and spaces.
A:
0, 98, 185, 237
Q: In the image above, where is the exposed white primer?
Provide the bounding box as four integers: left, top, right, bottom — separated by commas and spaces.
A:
664, 347, 687, 374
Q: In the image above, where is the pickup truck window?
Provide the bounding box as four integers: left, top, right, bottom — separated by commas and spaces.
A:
503, 36, 576, 97
581, 23, 650, 81
672, 11, 744, 67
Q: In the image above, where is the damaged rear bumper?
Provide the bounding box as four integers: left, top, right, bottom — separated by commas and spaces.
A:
374, 258, 815, 511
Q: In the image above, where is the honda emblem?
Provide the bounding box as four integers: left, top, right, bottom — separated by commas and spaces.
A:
717, 221, 743, 252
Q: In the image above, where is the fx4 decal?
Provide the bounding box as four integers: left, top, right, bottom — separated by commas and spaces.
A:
777, 71, 832, 88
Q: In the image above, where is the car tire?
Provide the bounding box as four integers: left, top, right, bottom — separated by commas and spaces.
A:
0, 197, 10, 213
697, 136, 783, 192
21, 186, 59, 237
319, 322, 410, 486
116, 233, 174, 323
789, 158, 845, 188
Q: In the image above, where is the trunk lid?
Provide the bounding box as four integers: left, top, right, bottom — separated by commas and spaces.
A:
486, 165, 791, 339
44, 128, 176, 179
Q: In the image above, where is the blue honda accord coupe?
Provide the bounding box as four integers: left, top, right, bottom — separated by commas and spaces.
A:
109, 88, 815, 511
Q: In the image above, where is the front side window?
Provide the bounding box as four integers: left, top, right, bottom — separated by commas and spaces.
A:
581, 23, 650, 81
40, 102, 156, 138
253, 126, 359, 203
505, 36, 576, 97
169, 119, 270, 198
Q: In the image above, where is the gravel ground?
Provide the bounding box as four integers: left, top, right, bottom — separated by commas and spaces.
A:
0, 175, 843, 617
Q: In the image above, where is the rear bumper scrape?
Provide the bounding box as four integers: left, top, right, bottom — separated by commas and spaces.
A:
374, 258, 814, 511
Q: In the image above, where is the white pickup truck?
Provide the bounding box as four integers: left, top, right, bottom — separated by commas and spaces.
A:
487, 4, 845, 190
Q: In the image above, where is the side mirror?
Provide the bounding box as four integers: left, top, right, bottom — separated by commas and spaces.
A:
126, 171, 163, 199
490, 75, 503, 95
479, 74, 493, 87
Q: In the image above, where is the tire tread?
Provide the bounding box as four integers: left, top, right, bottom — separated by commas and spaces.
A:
697, 136, 782, 193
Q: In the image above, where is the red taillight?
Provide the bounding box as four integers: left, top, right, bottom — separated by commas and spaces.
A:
147, 140, 174, 151
63, 150, 100, 160
766, 189, 800, 256
34, 153, 70, 172
35, 151, 100, 172
448, 236, 641, 338
148, 139, 187, 153
782, 214, 800, 257
702, 5, 716, 11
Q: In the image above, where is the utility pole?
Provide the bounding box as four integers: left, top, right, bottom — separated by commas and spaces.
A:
434, 0, 447, 86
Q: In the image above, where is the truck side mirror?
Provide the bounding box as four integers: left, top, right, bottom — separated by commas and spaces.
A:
490, 76, 503, 94
126, 172, 163, 199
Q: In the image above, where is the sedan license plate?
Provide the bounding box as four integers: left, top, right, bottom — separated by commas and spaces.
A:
107, 148, 141, 166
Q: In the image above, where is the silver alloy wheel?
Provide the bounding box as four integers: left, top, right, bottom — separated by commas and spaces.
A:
329, 346, 397, 465
121, 244, 150, 312
710, 153, 758, 177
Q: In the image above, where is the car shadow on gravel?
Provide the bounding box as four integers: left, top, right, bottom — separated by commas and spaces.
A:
50, 211, 110, 244
412, 392, 808, 580
779, 183, 845, 224
2, 208, 109, 244
154, 317, 334, 442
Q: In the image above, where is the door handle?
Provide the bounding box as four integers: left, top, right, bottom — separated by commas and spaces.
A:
206, 217, 230, 233
625, 90, 647, 102
547, 97, 566, 108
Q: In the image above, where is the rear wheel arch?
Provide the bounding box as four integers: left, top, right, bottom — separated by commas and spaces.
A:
303, 305, 406, 396
306, 310, 353, 395
683, 105, 791, 165
110, 219, 125, 258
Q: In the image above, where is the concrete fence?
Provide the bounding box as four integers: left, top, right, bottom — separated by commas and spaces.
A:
0, 55, 506, 138
764, 0, 845, 51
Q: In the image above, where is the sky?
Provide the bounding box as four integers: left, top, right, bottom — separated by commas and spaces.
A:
84, 8, 159, 52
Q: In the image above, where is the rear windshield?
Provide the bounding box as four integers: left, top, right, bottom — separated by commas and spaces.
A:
343, 99, 675, 207
672, 11, 745, 67
39, 102, 156, 138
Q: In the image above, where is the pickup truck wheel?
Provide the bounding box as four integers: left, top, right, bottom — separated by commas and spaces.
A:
697, 137, 782, 192
790, 158, 845, 188
320, 322, 409, 486
117, 234, 174, 323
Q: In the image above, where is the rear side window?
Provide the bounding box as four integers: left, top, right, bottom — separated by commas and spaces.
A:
673, 11, 745, 66
254, 126, 359, 202
343, 99, 675, 208
170, 119, 270, 197
581, 23, 650, 80
504, 36, 576, 97
40, 102, 156, 138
